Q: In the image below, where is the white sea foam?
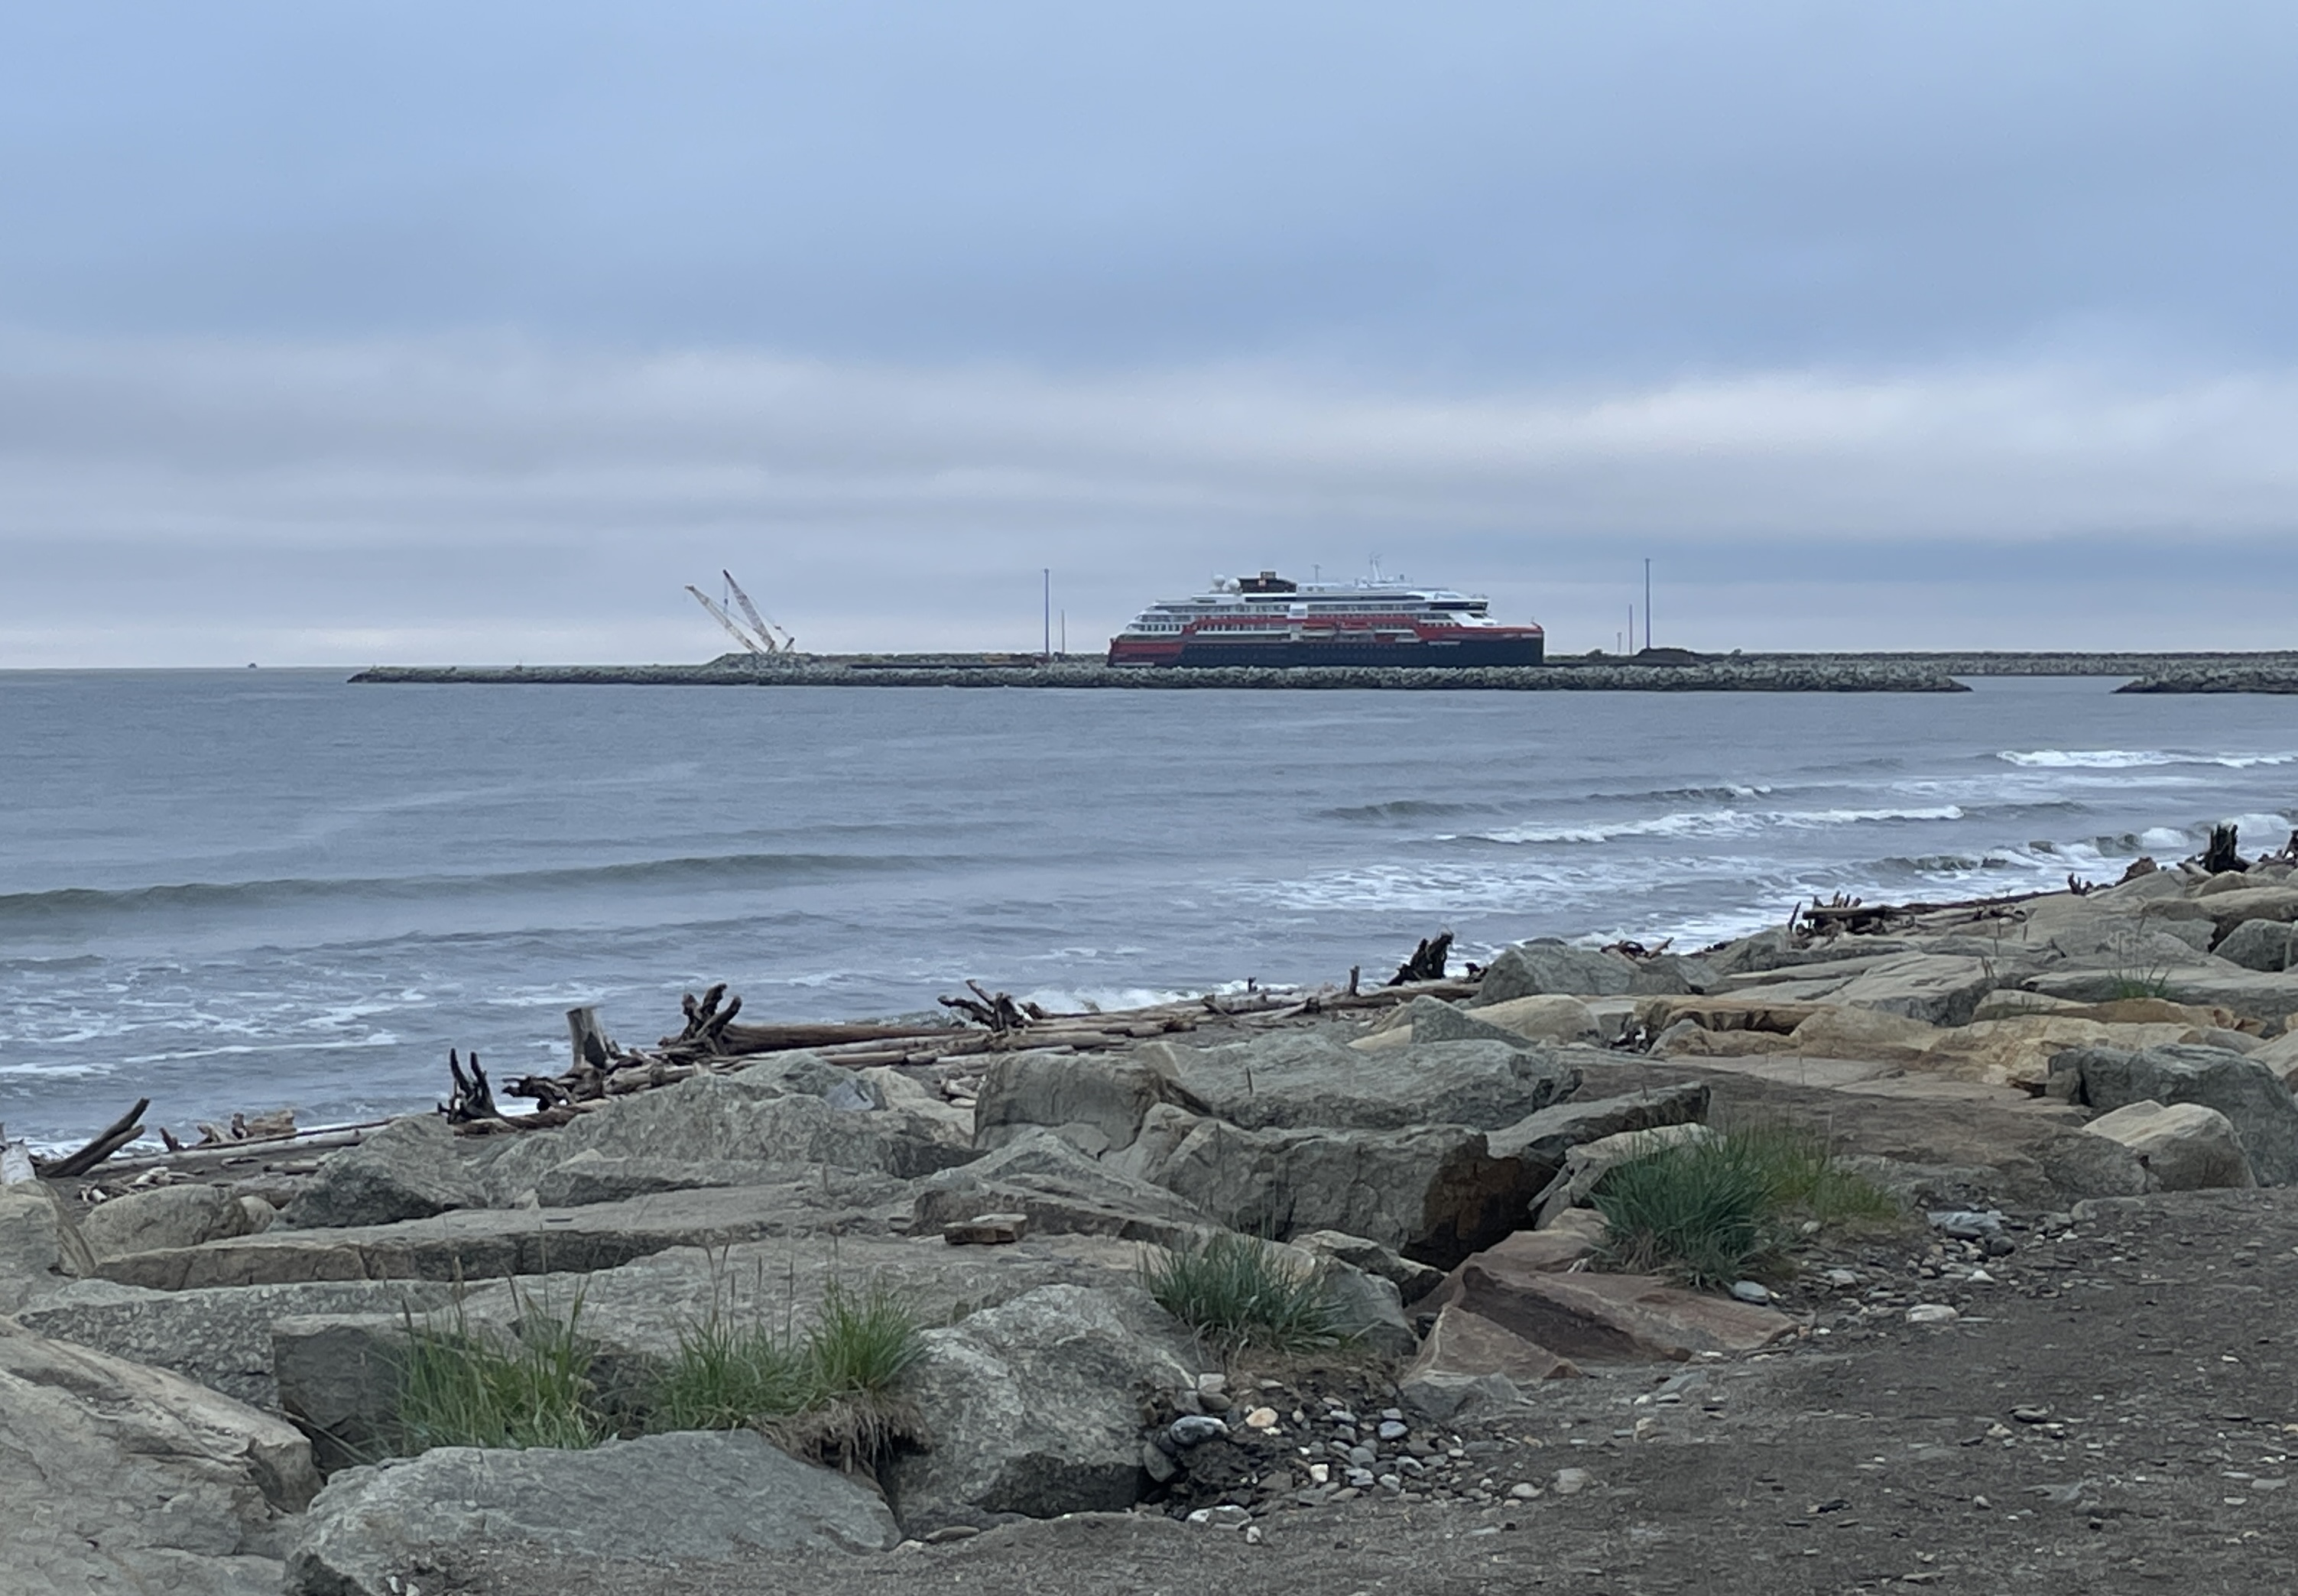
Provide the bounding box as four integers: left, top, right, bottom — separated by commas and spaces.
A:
1999, 748, 2298, 770
1475, 805, 1964, 846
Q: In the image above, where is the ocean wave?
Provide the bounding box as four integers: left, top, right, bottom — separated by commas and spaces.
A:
1473, 805, 1964, 846
1319, 799, 1504, 822
1998, 748, 2298, 770
0, 852, 926, 927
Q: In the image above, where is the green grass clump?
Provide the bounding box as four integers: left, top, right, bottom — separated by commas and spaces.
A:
648, 1314, 812, 1433
1592, 1123, 1897, 1287
397, 1295, 609, 1453
805, 1280, 926, 1399
1141, 1231, 1345, 1353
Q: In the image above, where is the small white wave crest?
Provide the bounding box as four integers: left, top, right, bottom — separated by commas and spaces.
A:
1477, 805, 1963, 846
1998, 748, 2298, 770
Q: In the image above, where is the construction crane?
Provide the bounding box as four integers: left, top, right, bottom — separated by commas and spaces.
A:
685, 586, 769, 657
721, 569, 797, 653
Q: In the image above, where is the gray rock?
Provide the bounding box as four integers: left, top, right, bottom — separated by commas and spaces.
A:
1470, 942, 1637, 1003
532, 1151, 797, 1207
910, 1127, 1219, 1245
271, 1314, 423, 1473
0, 1183, 92, 1312
473, 1071, 977, 1202
2056, 1043, 2298, 1186
1399, 995, 1543, 1049
1290, 1229, 1447, 1302
1398, 1370, 1521, 1422
286, 1429, 897, 1594
281, 1116, 487, 1230
1125, 1111, 1548, 1267
0, 1315, 319, 1596
1487, 1082, 1711, 1168
80, 1182, 261, 1260
15, 1276, 462, 1410
1139, 1032, 1580, 1134
2216, 918, 2295, 972
2080, 1100, 2255, 1192
881, 1283, 1195, 1536
2020, 966, 2298, 1025
972, 1050, 1171, 1156
1832, 954, 2003, 1027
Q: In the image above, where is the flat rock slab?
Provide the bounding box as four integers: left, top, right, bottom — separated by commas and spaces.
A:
1405, 1301, 1579, 1385
286, 1429, 898, 1595
1424, 1250, 1793, 1364
0, 1315, 320, 1596
15, 1276, 465, 1409
96, 1178, 908, 1291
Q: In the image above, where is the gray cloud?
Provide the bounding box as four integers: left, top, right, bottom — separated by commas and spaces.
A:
4, 332, 2293, 664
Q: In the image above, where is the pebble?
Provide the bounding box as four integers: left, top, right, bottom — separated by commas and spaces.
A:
1905, 1303, 1959, 1325
1348, 1444, 1378, 1467
1186, 1505, 1252, 1530
1509, 1481, 1540, 1500
1244, 1406, 1280, 1430
1376, 1419, 1408, 1441
1928, 1208, 2005, 1239
2010, 1406, 2051, 1424
1728, 1280, 1771, 1303
1196, 1374, 1229, 1399
1826, 1267, 1861, 1286
1170, 1416, 1229, 1447
1553, 1468, 1592, 1496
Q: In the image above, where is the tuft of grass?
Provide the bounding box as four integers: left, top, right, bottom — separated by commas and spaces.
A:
805, 1279, 925, 1399
1592, 1123, 1897, 1287
1141, 1231, 1345, 1354
397, 1292, 609, 1453
648, 1313, 812, 1433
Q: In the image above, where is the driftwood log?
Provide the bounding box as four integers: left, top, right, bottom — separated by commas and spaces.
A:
2204, 823, 2248, 875
31, 1098, 150, 1179
1387, 932, 1453, 986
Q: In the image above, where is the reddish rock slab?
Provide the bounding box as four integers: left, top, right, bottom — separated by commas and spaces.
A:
1403, 1302, 1579, 1385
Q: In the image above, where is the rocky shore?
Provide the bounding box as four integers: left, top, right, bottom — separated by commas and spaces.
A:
7, 840, 2298, 1594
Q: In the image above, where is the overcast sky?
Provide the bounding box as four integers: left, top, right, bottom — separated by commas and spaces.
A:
3, 2, 2293, 664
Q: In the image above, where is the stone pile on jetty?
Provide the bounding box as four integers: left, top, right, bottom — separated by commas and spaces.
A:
6, 830, 2298, 1593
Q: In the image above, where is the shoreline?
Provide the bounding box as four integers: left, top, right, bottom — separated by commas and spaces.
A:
348, 649, 2298, 692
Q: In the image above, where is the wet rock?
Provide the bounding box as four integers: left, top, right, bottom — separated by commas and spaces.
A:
287, 1430, 897, 1594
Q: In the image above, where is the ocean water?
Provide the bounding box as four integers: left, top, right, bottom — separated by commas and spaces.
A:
2, 670, 2294, 1149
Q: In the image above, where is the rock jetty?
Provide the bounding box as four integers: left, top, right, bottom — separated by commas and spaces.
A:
7, 834, 2298, 1593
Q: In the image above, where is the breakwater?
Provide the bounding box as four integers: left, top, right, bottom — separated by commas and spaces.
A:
349, 649, 2298, 692
353, 656, 1972, 691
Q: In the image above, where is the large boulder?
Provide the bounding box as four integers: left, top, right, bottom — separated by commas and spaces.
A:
2021, 966, 2298, 1026
15, 1276, 463, 1410
1121, 1107, 1546, 1266
280, 1116, 487, 1229
910, 1127, 1219, 1244
2253, 1029, 2298, 1085
1470, 942, 1637, 1002
1139, 1033, 1579, 1134
0, 1184, 93, 1312
472, 1071, 979, 1202
286, 1430, 898, 1594
972, 1050, 1170, 1156
2216, 918, 2296, 972
881, 1283, 1195, 1537
1832, 954, 2003, 1027
2080, 1101, 2255, 1192
1417, 1236, 1795, 1364
0, 1315, 320, 1596
2054, 1044, 2298, 1186
80, 1182, 265, 1260
1469, 994, 1606, 1045
1487, 1082, 1711, 1167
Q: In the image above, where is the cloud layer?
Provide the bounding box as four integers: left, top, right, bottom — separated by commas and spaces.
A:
4, 332, 2294, 664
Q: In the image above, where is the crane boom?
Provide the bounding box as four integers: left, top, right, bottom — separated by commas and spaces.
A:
685, 586, 767, 655
720, 569, 794, 654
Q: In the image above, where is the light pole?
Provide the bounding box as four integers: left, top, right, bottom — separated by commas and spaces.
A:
1042, 569, 1051, 663
1644, 557, 1653, 652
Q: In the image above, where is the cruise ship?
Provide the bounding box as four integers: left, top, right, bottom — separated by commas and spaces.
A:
1107, 571, 1545, 668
